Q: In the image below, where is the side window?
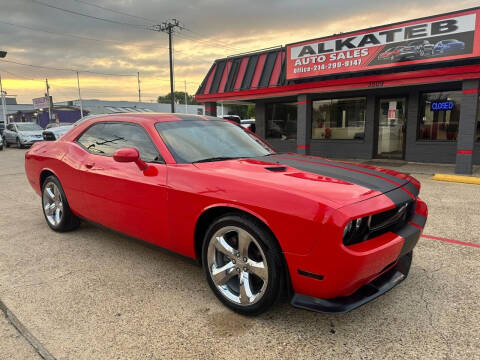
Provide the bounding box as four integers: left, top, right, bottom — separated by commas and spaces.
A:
7, 124, 14, 131
77, 122, 162, 162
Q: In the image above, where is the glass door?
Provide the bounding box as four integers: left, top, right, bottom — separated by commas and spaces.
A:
377, 97, 406, 159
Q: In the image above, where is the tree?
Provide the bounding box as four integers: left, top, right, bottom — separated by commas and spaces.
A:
157, 91, 198, 105
247, 104, 255, 119
226, 104, 249, 119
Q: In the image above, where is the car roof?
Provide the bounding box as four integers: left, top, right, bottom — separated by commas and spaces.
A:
76, 112, 220, 126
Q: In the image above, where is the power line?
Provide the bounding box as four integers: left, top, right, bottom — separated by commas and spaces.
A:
69, 0, 246, 53
180, 26, 247, 52
31, 0, 149, 29
69, 0, 157, 24
0, 66, 35, 80
0, 19, 123, 44
0, 59, 137, 77
0, 19, 171, 51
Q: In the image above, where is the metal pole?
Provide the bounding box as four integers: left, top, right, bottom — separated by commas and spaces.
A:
168, 25, 175, 113
184, 80, 187, 113
76, 72, 84, 118
137, 72, 141, 102
0, 75, 7, 126
46, 78, 52, 123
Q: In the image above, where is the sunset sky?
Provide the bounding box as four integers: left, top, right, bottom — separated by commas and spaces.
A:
1, 0, 479, 104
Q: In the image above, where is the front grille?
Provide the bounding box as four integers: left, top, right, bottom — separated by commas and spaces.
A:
343, 200, 416, 246
368, 200, 416, 240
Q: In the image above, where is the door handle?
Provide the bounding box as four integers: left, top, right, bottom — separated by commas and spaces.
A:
85, 162, 95, 169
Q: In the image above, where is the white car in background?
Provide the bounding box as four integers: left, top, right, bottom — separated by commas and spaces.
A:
3, 122, 44, 148
240, 119, 256, 132
0, 135, 3, 150
42, 122, 74, 141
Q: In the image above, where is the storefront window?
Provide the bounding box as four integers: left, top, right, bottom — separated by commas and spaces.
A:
312, 97, 366, 140
418, 91, 461, 141
265, 102, 297, 140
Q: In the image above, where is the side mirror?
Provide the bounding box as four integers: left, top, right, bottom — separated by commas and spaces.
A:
113, 147, 148, 171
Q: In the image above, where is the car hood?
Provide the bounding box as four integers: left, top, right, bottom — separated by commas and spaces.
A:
45, 126, 73, 135
193, 153, 418, 208
18, 130, 43, 136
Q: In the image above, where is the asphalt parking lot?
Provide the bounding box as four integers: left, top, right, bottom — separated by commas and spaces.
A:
1, 147, 479, 360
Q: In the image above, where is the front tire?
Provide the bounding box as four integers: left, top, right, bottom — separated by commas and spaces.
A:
42, 175, 80, 232
202, 214, 283, 316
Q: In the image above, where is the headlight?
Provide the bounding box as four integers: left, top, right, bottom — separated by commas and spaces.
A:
343, 216, 370, 246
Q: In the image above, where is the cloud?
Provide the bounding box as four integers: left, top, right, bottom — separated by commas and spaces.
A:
0, 0, 478, 102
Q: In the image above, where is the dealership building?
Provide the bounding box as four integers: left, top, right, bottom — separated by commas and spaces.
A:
196, 7, 480, 174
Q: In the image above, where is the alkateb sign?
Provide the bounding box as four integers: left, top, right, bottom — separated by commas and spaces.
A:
286, 9, 480, 80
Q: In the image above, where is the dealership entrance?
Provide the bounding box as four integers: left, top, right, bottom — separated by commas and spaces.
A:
376, 97, 407, 159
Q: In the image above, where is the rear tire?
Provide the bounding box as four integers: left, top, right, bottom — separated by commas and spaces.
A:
202, 214, 283, 316
5, 137, 10, 148
41, 175, 80, 232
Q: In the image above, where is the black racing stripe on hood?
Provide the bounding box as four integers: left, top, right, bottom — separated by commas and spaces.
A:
282, 153, 409, 186
403, 181, 419, 198
384, 186, 415, 206
252, 155, 398, 194
274, 153, 418, 199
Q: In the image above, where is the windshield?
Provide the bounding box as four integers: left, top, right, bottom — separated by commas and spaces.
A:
155, 120, 274, 163
16, 123, 42, 131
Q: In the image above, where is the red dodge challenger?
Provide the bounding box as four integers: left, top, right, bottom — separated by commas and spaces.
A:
25, 113, 428, 315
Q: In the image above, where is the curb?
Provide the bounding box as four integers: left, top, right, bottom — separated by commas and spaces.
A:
432, 173, 480, 185
0, 298, 56, 360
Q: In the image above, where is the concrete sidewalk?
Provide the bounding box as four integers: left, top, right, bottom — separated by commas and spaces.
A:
348, 158, 480, 177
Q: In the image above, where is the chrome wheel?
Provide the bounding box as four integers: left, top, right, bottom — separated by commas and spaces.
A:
42, 182, 64, 227
207, 226, 268, 306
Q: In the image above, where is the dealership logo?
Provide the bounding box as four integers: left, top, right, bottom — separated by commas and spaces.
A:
286, 10, 478, 80
291, 16, 474, 60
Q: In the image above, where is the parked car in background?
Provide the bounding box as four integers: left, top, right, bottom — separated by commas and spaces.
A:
240, 119, 256, 133
43, 123, 74, 141
399, 40, 434, 59
3, 122, 44, 148
0, 121, 5, 136
433, 39, 465, 54
378, 46, 404, 61
0, 134, 3, 150
25, 113, 428, 316
222, 115, 241, 124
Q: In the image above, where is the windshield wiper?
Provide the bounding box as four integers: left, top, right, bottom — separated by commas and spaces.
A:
193, 156, 241, 163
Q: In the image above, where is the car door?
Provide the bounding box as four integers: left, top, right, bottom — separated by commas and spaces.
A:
76, 121, 169, 247
5, 124, 15, 143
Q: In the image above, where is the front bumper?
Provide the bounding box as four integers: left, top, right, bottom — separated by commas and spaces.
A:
285, 187, 427, 313
291, 251, 412, 313
20, 138, 42, 145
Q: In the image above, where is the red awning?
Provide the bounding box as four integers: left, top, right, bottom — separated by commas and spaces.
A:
196, 47, 287, 101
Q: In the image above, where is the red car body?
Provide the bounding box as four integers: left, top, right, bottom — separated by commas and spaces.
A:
378, 46, 403, 60
25, 113, 427, 313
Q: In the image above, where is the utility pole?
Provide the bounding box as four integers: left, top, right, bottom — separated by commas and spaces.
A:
0, 75, 7, 126
137, 72, 141, 102
184, 80, 187, 113
76, 72, 84, 118
0, 50, 8, 126
150, 19, 182, 113
46, 78, 52, 123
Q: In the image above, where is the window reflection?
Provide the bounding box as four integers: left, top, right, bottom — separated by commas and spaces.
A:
418, 91, 461, 141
